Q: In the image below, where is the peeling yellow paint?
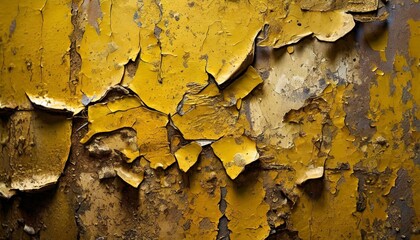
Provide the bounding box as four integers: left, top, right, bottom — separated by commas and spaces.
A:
183, 152, 223, 239
260, 4, 355, 48
223, 66, 263, 108
291, 170, 360, 239
171, 82, 244, 140
1, 0, 419, 239
78, 0, 140, 105
115, 163, 144, 188
296, 166, 324, 185
81, 96, 175, 169
0, 0, 73, 111
0, 111, 71, 197
159, 0, 263, 87
174, 142, 202, 172
225, 177, 270, 239
211, 135, 259, 180
127, 0, 264, 114
277, 83, 361, 239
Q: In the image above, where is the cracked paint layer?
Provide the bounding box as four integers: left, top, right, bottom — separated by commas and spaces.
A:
225, 177, 270, 239
77, 0, 140, 105
0, 0, 73, 111
1, 0, 420, 239
80, 96, 175, 170
211, 135, 259, 180
174, 141, 202, 172
0, 111, 71, 198
171, 82, 246, 141
260, 4, 355, 48
223, 66, 263, 109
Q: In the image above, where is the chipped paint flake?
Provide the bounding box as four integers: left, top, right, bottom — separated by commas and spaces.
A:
0, 111, 71, 197
223, 66, 263, 108
171, 82, 244, 140
211, 135, 259, 180
296, 166, 324, 185
260, 4, 355, 48
115, 164, 144, 188
174, 142, 202, 172
81, 96, 175, 169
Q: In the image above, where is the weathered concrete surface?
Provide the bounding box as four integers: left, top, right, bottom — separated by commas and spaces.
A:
1, 0, 420, 239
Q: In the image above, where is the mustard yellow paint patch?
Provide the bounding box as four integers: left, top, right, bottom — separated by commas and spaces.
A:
159, 0, 263, 86
365, 26, 388, 61
81, 96, 175, 169
223, 66, 263, 108
0, 0, 74, 111
211, 135, 259, 180
299, 0, 379, 12
78, 0, 140, 105
368, 55, 414, 173
225, 177, 270, 239
174, 142, 202, 172
0, 111, 72, 197
172, 83, 243, 140
115, 164, 144, 188
182, 152, 223, 239
408, 20, 420, 122
408, 19, 420, 61
291, 170, 360, 239
172, 105, 240, 140
260, 4, 355, 48
127, 0, 267, 114
125, 0, 205, 115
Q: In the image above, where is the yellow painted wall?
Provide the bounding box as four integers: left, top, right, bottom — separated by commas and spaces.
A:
0, 0, 419, 239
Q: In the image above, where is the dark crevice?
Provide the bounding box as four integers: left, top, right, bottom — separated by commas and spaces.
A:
266, 223, 300, 240
217, 186, 230, 240
69, 1, 84, 96
123, 51, 141, 80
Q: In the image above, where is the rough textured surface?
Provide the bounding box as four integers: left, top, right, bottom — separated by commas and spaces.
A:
1, 0, 420, 239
